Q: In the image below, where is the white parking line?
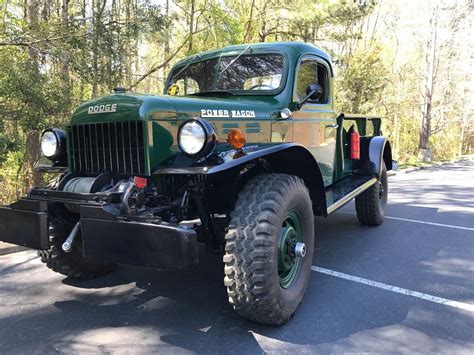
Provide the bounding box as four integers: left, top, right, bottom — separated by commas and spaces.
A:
312, 266, 474, 313
338, 211, 474, 231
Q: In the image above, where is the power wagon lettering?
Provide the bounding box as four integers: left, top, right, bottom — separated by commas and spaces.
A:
201, 109, 256, 118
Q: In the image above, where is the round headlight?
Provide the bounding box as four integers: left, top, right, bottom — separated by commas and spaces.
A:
40, 128, 67, 164
179, 121, 206, 155
41, 130, 59, 158
178, 118, 216, 158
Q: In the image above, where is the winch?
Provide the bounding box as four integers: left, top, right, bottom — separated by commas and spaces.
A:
60, 174, 115, 213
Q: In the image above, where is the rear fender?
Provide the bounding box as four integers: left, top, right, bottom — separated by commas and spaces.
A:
366, 136, 393, 177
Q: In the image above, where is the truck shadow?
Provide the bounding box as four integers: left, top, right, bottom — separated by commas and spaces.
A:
1, 203, 472, 353
54, 209, 469, 352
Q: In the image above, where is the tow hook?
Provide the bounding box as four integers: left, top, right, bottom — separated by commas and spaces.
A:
62, 221, 80, 253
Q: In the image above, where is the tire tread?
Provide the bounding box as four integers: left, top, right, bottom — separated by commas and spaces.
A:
224, 173, 311, 325
38, 218, 114, 279
355, 162, 388, 226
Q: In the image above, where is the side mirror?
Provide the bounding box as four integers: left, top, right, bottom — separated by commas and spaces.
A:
306, 83, 323, 101
296, 83, 323, 110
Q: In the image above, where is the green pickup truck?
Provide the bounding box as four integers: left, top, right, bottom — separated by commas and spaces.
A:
0, 42, 392, 325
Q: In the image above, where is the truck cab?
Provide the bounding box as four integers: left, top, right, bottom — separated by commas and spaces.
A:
165, 42, 338, 185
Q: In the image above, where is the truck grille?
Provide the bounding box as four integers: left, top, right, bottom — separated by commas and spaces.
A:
68, 121, 145, 175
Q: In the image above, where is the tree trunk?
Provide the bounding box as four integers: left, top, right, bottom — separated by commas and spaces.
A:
92, 0, 106, 97
27, 0, 39, 64
125, 0, 132, 88
188, 0, 195, 54
60, 0, 70, 111
244, 0, 255, 43
41, 0, 50, 21
25, 131, 42, 188
163, 0, 170, 89
23, 0, 27, 19
26, 0, 42, 188
418, 5, 438, 161
460, 108, 472, 155
258, 1, 268, 42
92, 0, 98, 97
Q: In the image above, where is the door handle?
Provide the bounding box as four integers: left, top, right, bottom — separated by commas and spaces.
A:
326, 123, 339, 129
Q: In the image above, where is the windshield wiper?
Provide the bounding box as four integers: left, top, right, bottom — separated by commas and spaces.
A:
169, 53, 201, 84
189, 90, 235, 97
219, 44, 251, 75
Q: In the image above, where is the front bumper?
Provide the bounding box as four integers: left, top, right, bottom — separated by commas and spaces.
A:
0, 199, 49, 249
0, 198, 198, 269
80, 205, 198, 269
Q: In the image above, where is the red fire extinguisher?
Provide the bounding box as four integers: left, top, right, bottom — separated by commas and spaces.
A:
348, 125, 360, 160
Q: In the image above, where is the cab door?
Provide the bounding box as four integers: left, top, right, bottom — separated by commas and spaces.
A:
292, 56, 337, 186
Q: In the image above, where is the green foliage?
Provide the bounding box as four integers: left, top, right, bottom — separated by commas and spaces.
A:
0, 0, 470, 204
0, 132, 13, 166
431, 126, 462, 161
0, 150, 26, 204
335, 43, 388, 114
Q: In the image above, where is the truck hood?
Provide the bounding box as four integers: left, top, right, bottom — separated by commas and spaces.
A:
69, 92, 282, 173
71, 93, 279, 125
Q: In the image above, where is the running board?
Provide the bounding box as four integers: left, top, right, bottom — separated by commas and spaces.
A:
326, 175, 377, 214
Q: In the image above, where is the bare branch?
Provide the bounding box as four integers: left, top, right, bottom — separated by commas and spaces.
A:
0, 33, 86, 47
128, 38, 189, 90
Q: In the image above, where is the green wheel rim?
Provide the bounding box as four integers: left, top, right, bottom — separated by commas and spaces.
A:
278, 210, 303, 289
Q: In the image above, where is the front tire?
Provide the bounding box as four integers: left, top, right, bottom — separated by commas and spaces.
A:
38, 217, 115, 279
223, 174, 314, 325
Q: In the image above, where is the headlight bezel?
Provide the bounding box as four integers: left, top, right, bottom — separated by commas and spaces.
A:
177, 118, 217, 159
41, 128, 67, 165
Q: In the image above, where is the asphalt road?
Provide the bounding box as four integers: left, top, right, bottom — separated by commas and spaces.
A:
1, 159, 473, 354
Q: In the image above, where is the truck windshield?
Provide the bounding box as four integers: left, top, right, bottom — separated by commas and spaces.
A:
166, 53, 284, 96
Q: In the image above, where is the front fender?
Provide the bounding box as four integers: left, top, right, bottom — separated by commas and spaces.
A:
153, 143, 327, 216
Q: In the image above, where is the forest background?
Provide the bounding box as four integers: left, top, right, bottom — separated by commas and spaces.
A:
0, 0, 472, 204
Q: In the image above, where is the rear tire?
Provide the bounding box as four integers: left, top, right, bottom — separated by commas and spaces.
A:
355, 161, 388, 226
38, 217, 115, 279
223, 174, 314, 325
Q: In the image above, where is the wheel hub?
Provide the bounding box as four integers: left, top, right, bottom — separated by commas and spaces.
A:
294, 242, 306, 258
278, 210, 304, 288
278, 225, 293, 267
378, 181, 385, 199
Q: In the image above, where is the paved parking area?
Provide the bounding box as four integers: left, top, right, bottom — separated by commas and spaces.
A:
1, 159, 473, 353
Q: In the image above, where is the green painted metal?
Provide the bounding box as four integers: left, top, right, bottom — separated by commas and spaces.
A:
71, 93, 178, 175
67, 42, 345, 182
278, 210, 303, 289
